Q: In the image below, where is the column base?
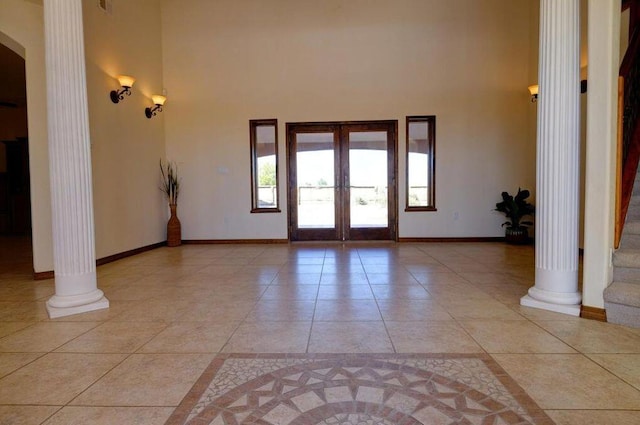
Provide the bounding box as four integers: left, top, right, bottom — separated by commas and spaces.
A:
520, 294, 581, 316
46, 296, 109, 319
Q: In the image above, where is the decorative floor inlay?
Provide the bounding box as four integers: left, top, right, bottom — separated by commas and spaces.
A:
166, 354, 553, 425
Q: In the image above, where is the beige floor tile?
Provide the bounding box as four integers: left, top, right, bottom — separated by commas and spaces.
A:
101, 284, 161, 301
110, 299, 190, 322
308, 321, 394, 353
370, 284, 430, 299
459, 320, 576, 353
0, 301, 48, 321
0, 322, 99, 352
319, 274, 369, 285
0, 406, 60, 425
536, 320, 640, 353
317, 284, 374, 299
5, 241, 640, 419
245, 300, 316, 322
222, 322, 311, 353
361, 265, 408, 275
314, 299, 382, 321
587, 354, 640, 390
0, 282, 54, 301
139, 322, 237, 353
270, 273, 322, 285
176, 300, 255, 322
436, 298, 527, 321
477, 283, 530, 302
365, 271, 419, 285
321, 264, 365, 274
0, 352, 43, 378
377, 299, 453, 321
45, 300, 140, 322
441, 262, 493, 273
261, 285, 319, 300
0, 321, 34, 339
183, 268, 241, 282
410, 270, 466, 284
55, 321, 167, 353
71, 353, 213, 406
0, 353, 125, 405
279, 264, 324, 274
423, 283, 492, 301
510, 305, 583, 321
42, 406, 174, 425
493, 354, 640, 409
385, 321, 483, 353
194, 284, 267, 301
457, 272, 517, 284
545, 410, 640, 425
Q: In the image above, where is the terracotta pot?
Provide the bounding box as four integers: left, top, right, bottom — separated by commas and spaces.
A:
505, 227, 529, 245
167, 203, 181, 247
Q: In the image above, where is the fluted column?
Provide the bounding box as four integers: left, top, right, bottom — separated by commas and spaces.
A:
44, 0, 109, 318
521, 0, 582, 316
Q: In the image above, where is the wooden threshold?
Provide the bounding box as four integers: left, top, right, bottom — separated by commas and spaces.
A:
182, 239, 289, 244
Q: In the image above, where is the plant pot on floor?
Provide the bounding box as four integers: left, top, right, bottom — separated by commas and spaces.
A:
505, 226, 529, 245
167, 203, 181, 247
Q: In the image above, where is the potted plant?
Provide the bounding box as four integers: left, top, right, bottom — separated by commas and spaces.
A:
495, 188, 535, 244
160, 159, 181, 247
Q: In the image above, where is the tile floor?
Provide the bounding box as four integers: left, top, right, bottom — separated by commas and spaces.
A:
0, 239, 639, 424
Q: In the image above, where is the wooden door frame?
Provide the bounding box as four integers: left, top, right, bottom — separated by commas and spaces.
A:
286, 120, 398, 241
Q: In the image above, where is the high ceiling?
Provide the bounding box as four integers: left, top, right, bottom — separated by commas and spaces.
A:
0, 43, 26, 108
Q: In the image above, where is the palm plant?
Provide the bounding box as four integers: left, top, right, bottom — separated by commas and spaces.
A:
160, 159, 180, 205
495, 188, 535, 230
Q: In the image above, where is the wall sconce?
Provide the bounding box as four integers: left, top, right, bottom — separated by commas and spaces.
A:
528, 85, 539, 102
528, 81, 587, 103
110, 75, 135, 103
145, 95, 166, 118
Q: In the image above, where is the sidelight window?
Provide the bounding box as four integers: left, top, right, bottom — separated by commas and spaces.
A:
406, 116, 436, 211
250, 119, 280, 212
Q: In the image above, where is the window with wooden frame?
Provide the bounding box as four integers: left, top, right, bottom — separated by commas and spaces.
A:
406, 116, 436, 211
250, 119, 280, 212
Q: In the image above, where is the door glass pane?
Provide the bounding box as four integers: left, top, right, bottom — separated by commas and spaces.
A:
296, 133, 335, 228
349, 131, 388, 228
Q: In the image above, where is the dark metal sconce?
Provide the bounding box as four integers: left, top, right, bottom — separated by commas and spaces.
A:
110, 75, 135, 103
528, 80, 587, 103
145, 95, 166, 119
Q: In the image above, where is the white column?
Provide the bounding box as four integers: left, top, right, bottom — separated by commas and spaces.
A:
44, 0, 109, 318
521, 0, 582, 316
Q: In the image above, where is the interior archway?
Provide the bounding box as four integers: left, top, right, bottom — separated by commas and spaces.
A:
0, 34, 32, 275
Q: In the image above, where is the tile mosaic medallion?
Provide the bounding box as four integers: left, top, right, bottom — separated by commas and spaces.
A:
166, 354, 553, 425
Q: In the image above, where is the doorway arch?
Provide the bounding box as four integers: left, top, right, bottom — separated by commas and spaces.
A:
0, 4, 54, 275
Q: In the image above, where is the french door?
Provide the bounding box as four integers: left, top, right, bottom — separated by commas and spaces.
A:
287, 121, 397, 241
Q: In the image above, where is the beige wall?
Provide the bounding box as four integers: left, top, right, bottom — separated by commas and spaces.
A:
0, 0, 166, 271
83, 0, 166, 258
161, 0, 538, 239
